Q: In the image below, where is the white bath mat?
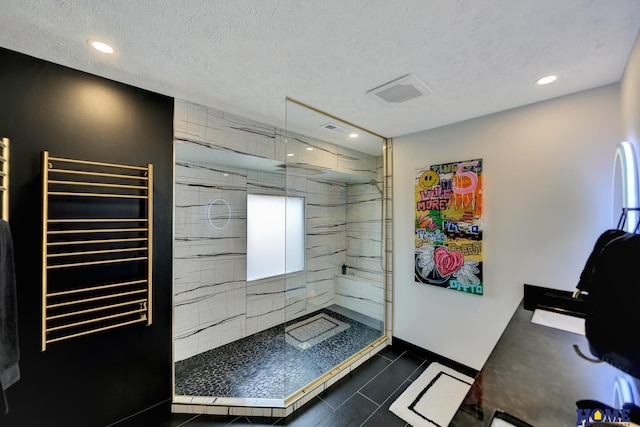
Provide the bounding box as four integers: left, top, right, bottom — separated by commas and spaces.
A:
389, 362, 474, 427
285, 313, 350, 350
530, 308, 585, 335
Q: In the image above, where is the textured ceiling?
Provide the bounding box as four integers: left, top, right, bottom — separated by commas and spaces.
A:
1, 0, 640, 140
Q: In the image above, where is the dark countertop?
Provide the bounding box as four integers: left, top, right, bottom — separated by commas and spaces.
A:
450, 299, 632, 426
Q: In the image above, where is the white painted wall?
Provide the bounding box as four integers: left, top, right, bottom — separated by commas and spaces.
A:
622, 30, 640, 147
392, 84, 622, 370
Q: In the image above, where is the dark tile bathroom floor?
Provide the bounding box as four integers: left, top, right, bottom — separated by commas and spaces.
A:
157, 345, 434, 427
174, 307, 384, 398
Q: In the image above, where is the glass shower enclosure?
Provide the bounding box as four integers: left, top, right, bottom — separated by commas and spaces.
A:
172, 97, 388, 413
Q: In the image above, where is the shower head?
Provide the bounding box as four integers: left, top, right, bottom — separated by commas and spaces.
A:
369, 179, 383, 194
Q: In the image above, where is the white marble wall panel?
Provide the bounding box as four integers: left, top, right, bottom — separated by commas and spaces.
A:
345, 180, 384, 283
305, 276, 336, 313
174, 273, 246, 361
175, 99, 278, 161
337, 146, 377, 180
304, 178, 347, 314
174, 158, 248, 361
176, 100, 378, 181
376, 155, 384, 179
334, 275, 385, 322
279, 134, 339, 172
246, 169, 285, 195
246, 275, 286, 336
284, 174, 307, 198
174, 261, 247, 362
174, 99, 208, 141
284, 272, 307, 319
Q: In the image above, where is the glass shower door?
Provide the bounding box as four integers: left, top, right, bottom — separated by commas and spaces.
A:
283, 98, 387, 398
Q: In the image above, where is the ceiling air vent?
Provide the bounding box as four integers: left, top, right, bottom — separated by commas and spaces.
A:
321, 123, 346, 133
366, 74, 432, 104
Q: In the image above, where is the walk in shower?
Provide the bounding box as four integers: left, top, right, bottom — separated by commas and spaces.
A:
172, 98, 389, 414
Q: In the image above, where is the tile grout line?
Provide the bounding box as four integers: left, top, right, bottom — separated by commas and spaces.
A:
357, 390, 383, 407
332, 350, 408, 411
377, 352, 399, 362
317, 394, 336, 411
317, 350, 406, 411
357, 358, 431, 427
177, 413, 202, 427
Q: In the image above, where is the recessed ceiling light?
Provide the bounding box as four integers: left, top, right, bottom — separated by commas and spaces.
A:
286, 153, 295, 157
536, 75, 557, 86
306, 147, 314, 151
349, 133, 359, 138
90, 40, 114, 54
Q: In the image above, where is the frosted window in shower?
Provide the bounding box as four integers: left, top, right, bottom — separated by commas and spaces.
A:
247, 194, 305, 281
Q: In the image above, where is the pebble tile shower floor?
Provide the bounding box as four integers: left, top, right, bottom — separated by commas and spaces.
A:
174, 308, 383, 398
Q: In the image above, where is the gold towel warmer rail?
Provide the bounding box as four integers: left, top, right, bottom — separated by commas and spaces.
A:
41, 151, 153, 351
0, 137, 9, 221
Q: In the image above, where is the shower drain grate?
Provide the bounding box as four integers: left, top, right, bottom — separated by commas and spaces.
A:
285, 313, 350, 350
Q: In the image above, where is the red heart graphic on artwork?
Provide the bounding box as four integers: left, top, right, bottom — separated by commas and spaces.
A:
433, 246, 464, 277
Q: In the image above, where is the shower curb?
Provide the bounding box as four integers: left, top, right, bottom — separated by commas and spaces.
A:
171, 336, 390, 418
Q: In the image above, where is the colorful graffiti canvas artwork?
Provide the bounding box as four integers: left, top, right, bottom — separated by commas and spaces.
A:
414, 159, 483, 295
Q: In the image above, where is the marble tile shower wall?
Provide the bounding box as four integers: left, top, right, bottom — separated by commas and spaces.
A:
174, 162, 248, 362
345, 173, 384, 283
174, 99, 378, 179
173, 99, 384, 362
305, 178, 347, 312
174, 160, 348, 361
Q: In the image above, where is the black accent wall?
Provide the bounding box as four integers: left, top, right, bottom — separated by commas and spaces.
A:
0, 47, 174, 427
